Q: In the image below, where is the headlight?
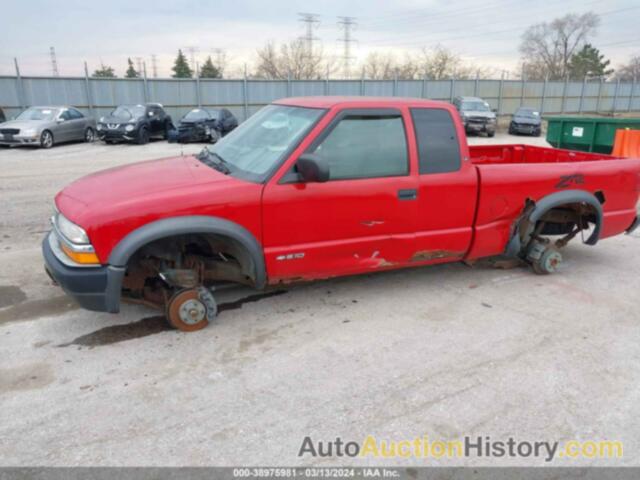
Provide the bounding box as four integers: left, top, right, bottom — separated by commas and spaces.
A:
56, 213, 90, 245
125, 124, 135, 132
22, 128, 37, 136
97, 124, 104, 131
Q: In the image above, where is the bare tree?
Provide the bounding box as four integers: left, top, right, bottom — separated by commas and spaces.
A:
519, 12, 600, 80
361, 46, 487, 80
254, 39, 333, 79
615, 54, 640, 81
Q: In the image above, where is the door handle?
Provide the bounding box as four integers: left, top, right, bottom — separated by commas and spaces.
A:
398, 189, 418, 201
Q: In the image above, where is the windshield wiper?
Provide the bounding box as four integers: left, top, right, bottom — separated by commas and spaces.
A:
197, 148, 231, 174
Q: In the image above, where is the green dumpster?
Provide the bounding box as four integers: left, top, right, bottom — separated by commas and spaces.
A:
545, 116, 640, 153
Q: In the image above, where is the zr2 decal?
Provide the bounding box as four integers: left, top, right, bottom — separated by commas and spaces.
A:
556, 174, 585, 189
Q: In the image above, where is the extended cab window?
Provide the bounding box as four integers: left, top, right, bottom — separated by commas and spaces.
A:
411, 108, 461, 174
312, 114, 408, 180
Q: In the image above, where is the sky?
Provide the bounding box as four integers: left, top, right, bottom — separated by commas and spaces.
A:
0, 0, 638, 78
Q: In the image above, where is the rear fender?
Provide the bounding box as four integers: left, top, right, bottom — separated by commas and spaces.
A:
505, 190, 603, 257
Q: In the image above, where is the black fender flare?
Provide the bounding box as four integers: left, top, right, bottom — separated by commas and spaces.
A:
108, 215, 267, 289
505, 190, 603, 257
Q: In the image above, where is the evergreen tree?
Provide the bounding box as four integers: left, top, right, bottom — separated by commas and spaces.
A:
92, 63, 116, 78
172, 50, 193, 78
568, 43, 614, 79
199, 56, 222, 79
125, 58, 139, 78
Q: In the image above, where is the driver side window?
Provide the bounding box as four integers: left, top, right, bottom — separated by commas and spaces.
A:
310, 114, 408, 181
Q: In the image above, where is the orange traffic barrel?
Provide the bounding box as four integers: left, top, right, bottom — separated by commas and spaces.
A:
612, 129, 640, 158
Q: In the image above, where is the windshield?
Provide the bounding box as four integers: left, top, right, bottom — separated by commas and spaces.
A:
111, 105, 146, 120
206, 105, 325, 181
16, 107, 59, 121
183, 109, 214, 122
461, 101, 490, 112
515, 108, 539, 118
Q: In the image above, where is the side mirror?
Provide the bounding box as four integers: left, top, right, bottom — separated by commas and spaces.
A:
492, 109, 498, 113
56, 118, 65, 123
296, 153, 329, 183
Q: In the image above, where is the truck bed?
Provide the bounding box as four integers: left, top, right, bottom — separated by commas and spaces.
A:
466, 144, 640, 260
469, 144, 621, 165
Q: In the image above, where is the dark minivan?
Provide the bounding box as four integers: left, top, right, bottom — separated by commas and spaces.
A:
509, 107, 542, 136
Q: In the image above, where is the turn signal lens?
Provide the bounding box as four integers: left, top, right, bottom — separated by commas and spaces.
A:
61, 244, 100, 265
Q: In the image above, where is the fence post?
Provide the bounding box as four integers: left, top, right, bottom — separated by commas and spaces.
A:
612, 78, 620, 113
393, 71, 398, 96
629, 77, 637, 112
422, 75, 427, 99
325, 64, 330, 95
287, 72, 291, 97
142, 62, 149, 103
360, 68, 365, 96
540, 75, 547, 114
474, 71, 479, 97
13, 57, 25, 110
560, 74, 569, 113
195, 62, 201, 107
83, 62, 94, 116
596, 77, 603, 113
520, 65, 525, 107
242, 64, 249, 121
450, 75, 456, 102
578, 76, 586, 113
497, 71, 504, 115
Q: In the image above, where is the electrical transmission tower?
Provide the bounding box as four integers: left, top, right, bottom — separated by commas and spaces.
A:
151, 54, 158, 78
298, 12, 320, 59
337, 16, 357, 79
134, 57, 143, 75
49, 47, 59, 76
182, 46, 199, 68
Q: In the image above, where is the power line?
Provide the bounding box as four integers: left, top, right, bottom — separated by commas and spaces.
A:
49, 46, 59, 76
337, 16, 357, 79
298, 12, 320, 58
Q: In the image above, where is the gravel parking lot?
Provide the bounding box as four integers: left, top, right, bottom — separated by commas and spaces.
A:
0, 133, 639, 467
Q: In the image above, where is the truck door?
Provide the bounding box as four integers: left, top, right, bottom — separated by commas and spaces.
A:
410, 107, 478, 263
262, 109, 419, 282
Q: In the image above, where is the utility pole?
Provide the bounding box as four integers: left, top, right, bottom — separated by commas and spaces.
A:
134, 56, 143, 75
298, 13, 320, 60
151, 54, 158, 78
49, 46, 59, 76
337, 16, 357, 79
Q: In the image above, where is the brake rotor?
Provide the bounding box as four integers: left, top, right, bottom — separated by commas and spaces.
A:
166, 288, 211, 332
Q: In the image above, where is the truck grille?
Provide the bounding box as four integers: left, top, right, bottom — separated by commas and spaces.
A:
468, 117, 488, 123
0, 128, 20, 135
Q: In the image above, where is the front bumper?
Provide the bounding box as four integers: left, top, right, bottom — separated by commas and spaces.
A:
0, 134, 40, 145
97, 129, 136, 142
511, 123, 540, 134
465, 122, 495, 133
42, 231, 124, 313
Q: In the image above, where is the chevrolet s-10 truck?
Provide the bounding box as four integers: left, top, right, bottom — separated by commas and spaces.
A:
43, 97, 640, 331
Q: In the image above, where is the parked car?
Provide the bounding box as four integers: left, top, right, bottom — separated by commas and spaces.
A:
43, 97, 640, 331
0, 106, 96, 148
97, 103, 172, 145
453, 96, 496, 137
509, 107, 542, 136
169, 107, 238, 143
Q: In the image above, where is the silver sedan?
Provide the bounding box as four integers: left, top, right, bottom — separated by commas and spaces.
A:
0, 106, 96, 148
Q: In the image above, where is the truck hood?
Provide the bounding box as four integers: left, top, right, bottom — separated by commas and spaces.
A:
58, 155, 236, 209
462, 111, 496, 119
513, 115, 541, 125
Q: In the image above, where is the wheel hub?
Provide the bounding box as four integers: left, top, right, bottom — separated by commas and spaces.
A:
178, 298, 206, 325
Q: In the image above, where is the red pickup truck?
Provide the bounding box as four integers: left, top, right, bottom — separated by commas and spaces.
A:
44, 97, 640, 331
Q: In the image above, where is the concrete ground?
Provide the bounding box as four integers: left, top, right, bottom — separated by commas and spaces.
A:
0, 133, 639, 467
